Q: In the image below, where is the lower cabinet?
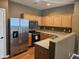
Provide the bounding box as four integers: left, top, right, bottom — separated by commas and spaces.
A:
35, 45, 49, 59
28, 33, 32, 46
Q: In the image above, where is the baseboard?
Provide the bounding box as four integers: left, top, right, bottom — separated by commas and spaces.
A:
0, 55, 10, 59
5, 55, 10, 58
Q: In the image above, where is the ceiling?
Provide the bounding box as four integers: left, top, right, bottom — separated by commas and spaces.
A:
11, 0, 75, 10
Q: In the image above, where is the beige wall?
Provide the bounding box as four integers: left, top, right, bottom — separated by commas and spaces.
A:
0, 0, 8, 19
9, 1, 42, 18
0, 0, 8, 32
43, 4, 74, 16
9, 1, 74, 18
73, 0, 79, 54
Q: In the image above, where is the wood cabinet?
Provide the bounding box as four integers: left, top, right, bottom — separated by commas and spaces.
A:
41, 15, 72, 28
32, 15, 38, 21
24, 14, 42, 26
61, 15, 72, 28
24, 14, 30, 20
35, 45, 49, 59
28, 33, 32, 46
41, 16, 53, 26
53, 15, 62, 27
24, 14, 72, 28
37, 16, 42, 26
24, 14, 35, 21
41, 15, 61, 27
50, 16, 54, 26
46, 16, 53, 26
41, 16, 45, 26
44, 16, 49, 26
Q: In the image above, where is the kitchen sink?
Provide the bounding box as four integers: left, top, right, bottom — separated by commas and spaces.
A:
50, 35, 58, 39
45, 34, 58, 39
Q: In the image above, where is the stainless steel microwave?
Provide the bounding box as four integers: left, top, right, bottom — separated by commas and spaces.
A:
29, 21, 38, 30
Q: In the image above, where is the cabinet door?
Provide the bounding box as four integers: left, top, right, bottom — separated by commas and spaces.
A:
45, 16, 49, 26
41, 16, 46, 26
41, 16, 54, 26
24, 14, 35, 21
28, 33, 32, 46
42, 16, 50, 26
29, 15, 34, 21
29, 15, 33, 21
48, 16, 54, 26
35, 45, 49, 59
32, 15, 37, 21
38, 16, 42, 26
53, 15, 62, 27
45, 16, 51, 26
24, 14, 30, 20
62, 15, 72, 28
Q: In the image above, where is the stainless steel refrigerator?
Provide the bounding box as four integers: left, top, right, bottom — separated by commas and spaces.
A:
9, 18, 29, 56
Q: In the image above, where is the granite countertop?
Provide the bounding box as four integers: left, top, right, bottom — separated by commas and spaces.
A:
36, 30, 69, 37
35, 38, 51, 49
35, 30, 75, 49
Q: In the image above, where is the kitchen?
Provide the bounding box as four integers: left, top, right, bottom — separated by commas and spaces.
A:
0, 0, 79, 59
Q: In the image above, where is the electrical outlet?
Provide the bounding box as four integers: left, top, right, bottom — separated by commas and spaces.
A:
69, 29, 71, 32
64, 29, 66, 32
52, 28, 54, 31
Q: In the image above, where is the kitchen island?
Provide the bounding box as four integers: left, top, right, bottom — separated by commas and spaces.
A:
34, 30, 75, 59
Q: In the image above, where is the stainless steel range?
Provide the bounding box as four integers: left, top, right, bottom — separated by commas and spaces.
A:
9, 18, 29, 56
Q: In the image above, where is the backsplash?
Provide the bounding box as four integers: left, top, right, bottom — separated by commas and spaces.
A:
38, 26, 72, 33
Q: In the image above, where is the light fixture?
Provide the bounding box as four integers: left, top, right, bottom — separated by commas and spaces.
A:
47, 3, 51, 6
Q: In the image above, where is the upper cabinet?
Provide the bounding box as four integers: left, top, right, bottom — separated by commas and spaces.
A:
24, 14, 36, 21
44, 16, 49, 26
47, 16, 54, 26
61, 15, 72, 28
53, 15, 62, 27
23, 14, 42, 26
24, 14, 72, 28
24, 14, 30, 20
41, 16, 54, 26
37, 16, 42, 26
41, 15, 72, 28
41, 16, 46, 26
